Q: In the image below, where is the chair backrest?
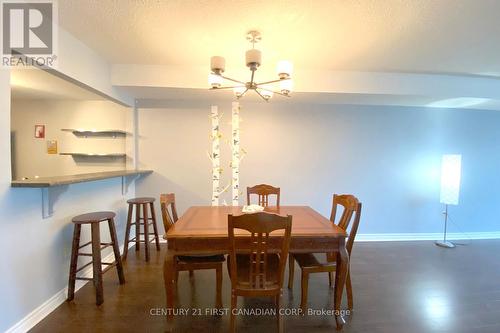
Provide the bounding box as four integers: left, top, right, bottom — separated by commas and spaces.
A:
160, 193, 179, 234
329, 194, 362, 254
228, 212, 292, 290
246, 184, 281, 207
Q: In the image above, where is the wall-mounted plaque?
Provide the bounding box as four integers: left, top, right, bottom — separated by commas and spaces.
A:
47, 140, 57, 154
35, 125, 45, 138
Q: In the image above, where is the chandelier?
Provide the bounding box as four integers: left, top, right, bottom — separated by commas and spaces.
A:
208, 31, 293, 101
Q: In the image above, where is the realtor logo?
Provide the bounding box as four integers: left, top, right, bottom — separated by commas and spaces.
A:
1, 0, 58, 68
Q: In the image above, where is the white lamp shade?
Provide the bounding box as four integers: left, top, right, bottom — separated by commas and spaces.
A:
210, 56, 225, 73
208, 73, 223, 88
277, 60, 293, 78
246, 49, 262, 67
280, 79, 293, 94
440, 154, 462, 205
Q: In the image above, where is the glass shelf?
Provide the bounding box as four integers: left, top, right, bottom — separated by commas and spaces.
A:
61, 128, 128, 137
59, 152, 126, 157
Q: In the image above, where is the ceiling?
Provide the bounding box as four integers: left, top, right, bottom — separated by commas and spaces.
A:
54, 1, 500, 110
11, 68, 105, 100
59, 0, 500, 76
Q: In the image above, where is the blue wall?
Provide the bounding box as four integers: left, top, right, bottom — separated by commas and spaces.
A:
137, 102, 500, 235
241, 103, 500, 234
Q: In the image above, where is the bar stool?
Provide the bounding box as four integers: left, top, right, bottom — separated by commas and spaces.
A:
67, 211, 125, 305
123, 197, 160, 261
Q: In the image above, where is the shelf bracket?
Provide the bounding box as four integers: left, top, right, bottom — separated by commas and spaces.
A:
41, 186, 69, 219
41, 188, 52, 219
122, 174, 141, 195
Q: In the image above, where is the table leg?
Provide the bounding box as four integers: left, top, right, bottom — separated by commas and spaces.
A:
334, 238, 349, 330
163, 251, 175, 325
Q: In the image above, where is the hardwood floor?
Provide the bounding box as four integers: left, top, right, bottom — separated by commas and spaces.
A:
30, 240, 500, 333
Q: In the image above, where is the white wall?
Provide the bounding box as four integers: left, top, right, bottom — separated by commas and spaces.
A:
11, 99, 128, 179
135, 101, 500, 235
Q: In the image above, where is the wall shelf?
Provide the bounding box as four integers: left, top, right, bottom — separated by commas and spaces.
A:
61, 128, 128, 137
60, 152, 126, 157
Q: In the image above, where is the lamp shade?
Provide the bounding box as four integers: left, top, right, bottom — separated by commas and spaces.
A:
277, 60, 293, 79
210, 56, 225, 74
280, 79, 293, 95
440, 154, 462, 205
246, 49, 262, 68
208, 73, 223, 88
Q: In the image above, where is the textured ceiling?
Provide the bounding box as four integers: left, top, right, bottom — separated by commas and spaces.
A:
58, 0, 500, 76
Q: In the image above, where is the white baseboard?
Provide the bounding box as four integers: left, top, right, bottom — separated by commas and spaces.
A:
5, 241, 139, 333
356, 231, 500, 242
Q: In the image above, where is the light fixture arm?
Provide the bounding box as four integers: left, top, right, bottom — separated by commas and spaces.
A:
254, 88, 269, 102
267, 89, 292, 98
220, 75, 246, 85
256, 77, 291, 86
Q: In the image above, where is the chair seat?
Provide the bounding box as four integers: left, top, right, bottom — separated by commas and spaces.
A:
177, 254, 225, 263
127, 197, 155, 204
229, 254, 281, 290
293, 253, 336, 269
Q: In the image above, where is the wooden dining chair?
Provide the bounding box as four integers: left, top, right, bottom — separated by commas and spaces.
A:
246, 184, 281, 207
160, 193, 225, 307
288, 194, 362, 313
228, 212, 292, 333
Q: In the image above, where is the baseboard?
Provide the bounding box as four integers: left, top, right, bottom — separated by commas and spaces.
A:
356, 231, 500, 242
5, 241, 138, 333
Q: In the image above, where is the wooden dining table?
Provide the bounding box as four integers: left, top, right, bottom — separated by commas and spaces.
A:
163, 205, 349, 330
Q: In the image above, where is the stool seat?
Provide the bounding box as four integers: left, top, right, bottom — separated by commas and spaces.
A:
127, 197, 155, 204
72, 211, 116, 224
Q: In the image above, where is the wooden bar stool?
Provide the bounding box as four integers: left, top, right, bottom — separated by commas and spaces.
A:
123, 197, 160, 261
67, 211, 125, 305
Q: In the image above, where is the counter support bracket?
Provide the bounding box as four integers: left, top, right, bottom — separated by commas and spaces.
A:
41, 186, 68, 219
41, 188, 53, 219
122, 174, 141, 195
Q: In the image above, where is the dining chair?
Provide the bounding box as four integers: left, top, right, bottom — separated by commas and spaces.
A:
246, 184, 281, 207
288, 194, 362, 313
228, 212, 292, 333
160, 193, 225, 307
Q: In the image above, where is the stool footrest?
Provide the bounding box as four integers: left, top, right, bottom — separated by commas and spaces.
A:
129, 236, 158, 243
75, 277, 93, 281
100, 243, 113, 250
78, 241, 92, 249
133, 218, 154, 223
75, 261, 117, 273
76, 261, 93, 273
102, 262, 118, 274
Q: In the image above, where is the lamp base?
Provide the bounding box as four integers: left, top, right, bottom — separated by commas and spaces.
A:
435, 240, 456, 248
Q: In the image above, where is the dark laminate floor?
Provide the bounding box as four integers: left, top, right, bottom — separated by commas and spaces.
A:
30, 240, 500, 333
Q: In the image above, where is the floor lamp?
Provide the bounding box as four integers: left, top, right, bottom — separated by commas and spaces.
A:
436, 154, 462, 248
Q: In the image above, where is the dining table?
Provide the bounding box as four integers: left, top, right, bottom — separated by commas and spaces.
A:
163, 205, 349, 330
